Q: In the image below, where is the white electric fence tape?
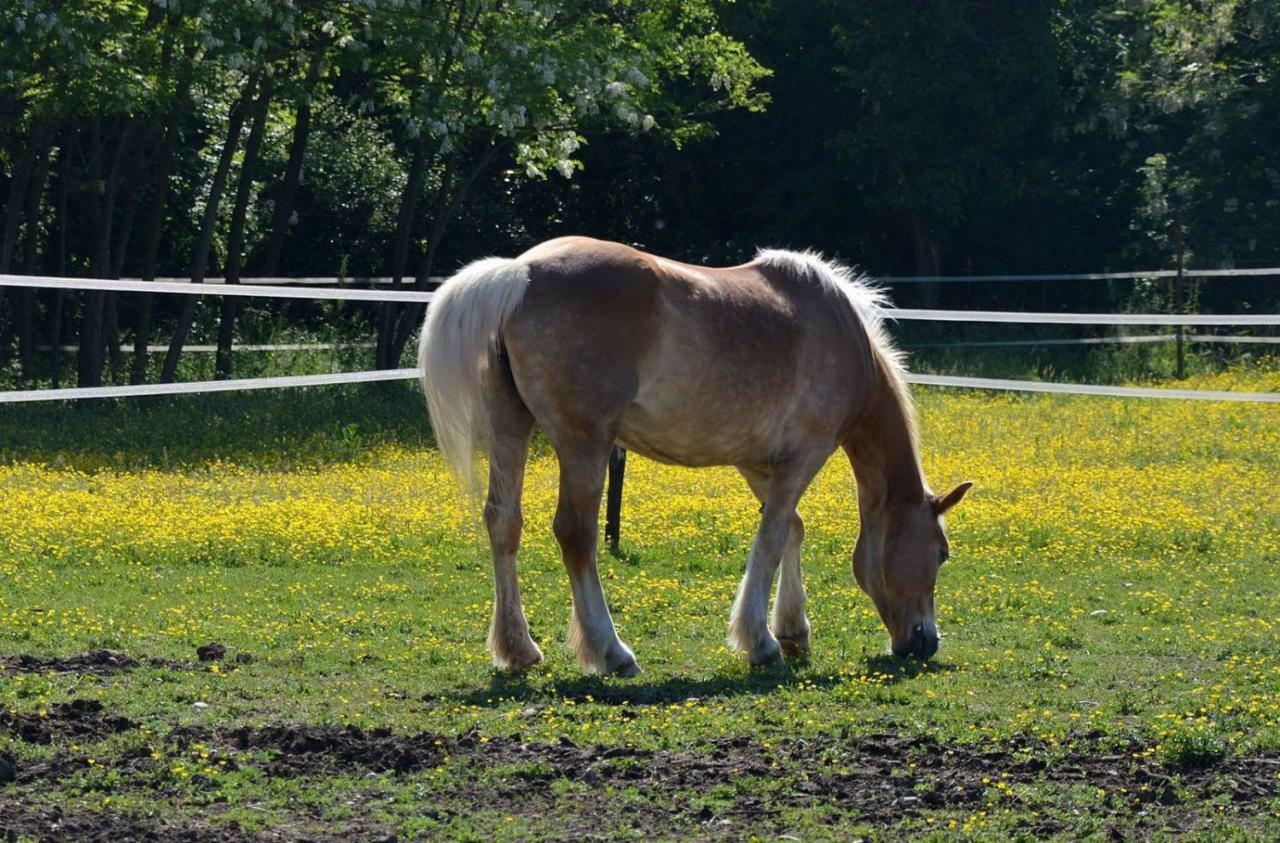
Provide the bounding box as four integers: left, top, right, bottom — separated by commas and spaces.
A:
906, 334, 1280, 348
0, 369, 418, 404
906, 374, 1278, 403
0, 274, 436, 303
5, 275, 1276, 324
0, 274, 1275, 404
2, 368, 1273, 406
888, 308, 1280, 326
880, 267, 1280, 282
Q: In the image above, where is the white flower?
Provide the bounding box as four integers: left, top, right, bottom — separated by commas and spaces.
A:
615, 103, 638, 124
641, 114, 656, 132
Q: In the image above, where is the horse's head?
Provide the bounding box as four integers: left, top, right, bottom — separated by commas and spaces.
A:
853, 481, 972, 660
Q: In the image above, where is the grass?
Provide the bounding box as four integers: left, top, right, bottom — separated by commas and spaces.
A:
1, 361, 1278, 839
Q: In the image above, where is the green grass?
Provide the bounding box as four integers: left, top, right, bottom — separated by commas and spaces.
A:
1, 363, 1279, 840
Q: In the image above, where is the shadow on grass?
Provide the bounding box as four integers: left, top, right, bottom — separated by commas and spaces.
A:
0, 382, 433, 469
861, 654, 957, 684
429, 654, 956, 708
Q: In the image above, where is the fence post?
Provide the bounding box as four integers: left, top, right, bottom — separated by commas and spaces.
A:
605, 446, 626, 553
1174, 206, 1186, 379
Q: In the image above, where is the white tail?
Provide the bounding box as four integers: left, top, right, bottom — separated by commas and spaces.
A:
418, 257, 531, 491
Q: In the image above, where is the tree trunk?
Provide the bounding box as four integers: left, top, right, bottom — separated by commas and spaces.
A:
76, 119, 107, 386
161, 81, 254, 384
375, 137, 429, 369
384, 140, 509, 368
909, 213, 942, 308
104, 132, 149, 379
16, 143, 52, 381
0, 124, 45, 270
131, 27, 187, 384
49, 142, 70, 388
131, 119, 177, 384
216, 75, 273, 379
256, 40, 327, 276
0, 123, 46, 373
78, 117, 135, 387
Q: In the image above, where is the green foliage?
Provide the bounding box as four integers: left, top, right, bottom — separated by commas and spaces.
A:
0, 1, 1275, 389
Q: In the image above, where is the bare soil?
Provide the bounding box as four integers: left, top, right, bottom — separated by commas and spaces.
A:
2, 652, 1279, 840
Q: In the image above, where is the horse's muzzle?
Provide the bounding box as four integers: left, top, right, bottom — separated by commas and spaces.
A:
895, 622, 938, 661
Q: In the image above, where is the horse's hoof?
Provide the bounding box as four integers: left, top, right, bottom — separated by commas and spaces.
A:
608, 657, 642, 678
777, 635, 810, 661
747, 635, 783, 667
604, 644, 641, 678
494, 643, 544, 674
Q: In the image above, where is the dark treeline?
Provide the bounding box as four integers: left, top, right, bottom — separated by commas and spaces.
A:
1, 0, 1277, 387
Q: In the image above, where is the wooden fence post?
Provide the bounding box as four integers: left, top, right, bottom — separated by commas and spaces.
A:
605, 446, 626, 553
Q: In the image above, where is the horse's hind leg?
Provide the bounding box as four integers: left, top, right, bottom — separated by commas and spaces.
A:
738, 468, 810, 659
553, 434, 639, 677
483, 377, 542, 673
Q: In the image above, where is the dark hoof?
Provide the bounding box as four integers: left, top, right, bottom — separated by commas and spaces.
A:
777, 636, 810, 662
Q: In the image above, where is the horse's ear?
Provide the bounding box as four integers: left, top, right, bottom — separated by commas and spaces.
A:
932, 481, 973, 516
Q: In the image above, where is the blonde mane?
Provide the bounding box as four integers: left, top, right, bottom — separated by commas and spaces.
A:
753, 248, 917, 446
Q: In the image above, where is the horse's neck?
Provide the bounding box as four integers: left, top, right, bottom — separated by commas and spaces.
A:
842, 375, 926, 511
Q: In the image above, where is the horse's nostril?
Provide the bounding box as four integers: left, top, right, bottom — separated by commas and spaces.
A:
907, 623, 938, 660
917, 633, 938, 660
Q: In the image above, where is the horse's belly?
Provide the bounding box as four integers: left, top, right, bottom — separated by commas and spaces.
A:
615, 397, 779, 467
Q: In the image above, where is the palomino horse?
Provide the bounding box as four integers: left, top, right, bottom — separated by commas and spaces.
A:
419, 236, 971, 676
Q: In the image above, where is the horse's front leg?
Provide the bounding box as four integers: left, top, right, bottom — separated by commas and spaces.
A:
738, 467, 810, 659
729, 459, 822, 666
771, 512, 809, 658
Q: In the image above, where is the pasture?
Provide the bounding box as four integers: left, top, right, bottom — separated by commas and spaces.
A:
1, 365, 1279, 841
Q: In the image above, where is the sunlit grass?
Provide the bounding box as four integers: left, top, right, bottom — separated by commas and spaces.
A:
0, 361, 1277, 837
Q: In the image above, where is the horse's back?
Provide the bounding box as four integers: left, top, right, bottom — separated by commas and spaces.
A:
502, 237, 861, 466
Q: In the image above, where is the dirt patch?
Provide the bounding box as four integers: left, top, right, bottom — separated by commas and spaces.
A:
0, 801, 253, 843
171, 722, 1279, 836
172, 723, 451, 778
4, 700, 1278, 839
1, 650, 140, 675
0, 699, 137, 746
0, 649, 192, 676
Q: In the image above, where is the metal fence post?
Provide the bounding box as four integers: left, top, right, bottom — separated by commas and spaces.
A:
605, 446, 626, 553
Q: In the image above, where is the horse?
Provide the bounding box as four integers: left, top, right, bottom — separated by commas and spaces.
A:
418, 236, 971, 676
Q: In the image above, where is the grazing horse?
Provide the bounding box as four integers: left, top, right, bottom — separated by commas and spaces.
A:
419, 236, 971, 676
